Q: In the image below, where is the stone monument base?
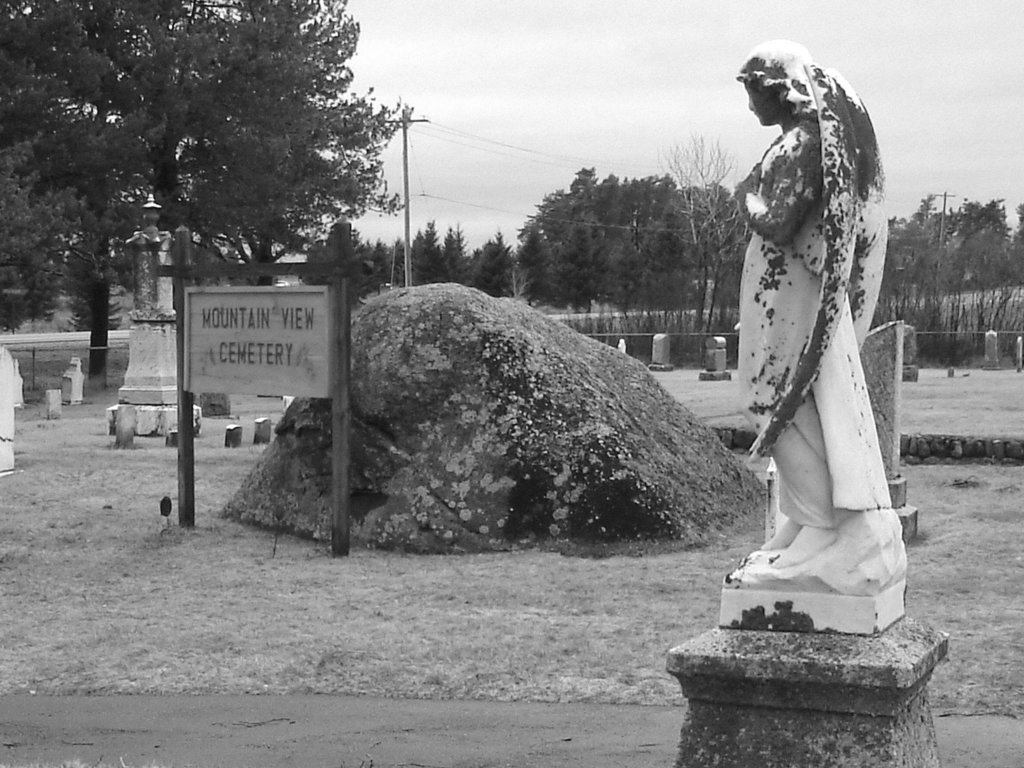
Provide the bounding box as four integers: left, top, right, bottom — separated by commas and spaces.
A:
720, 579, 905, 635
118, 385, 178, 405
666, 617, 948, 768
108, 404, 202, 438
698, 370, 732, 381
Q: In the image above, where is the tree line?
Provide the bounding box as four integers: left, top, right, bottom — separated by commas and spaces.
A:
361, 136, 749, 335
4, 4, 1024, 367
0, 0, 398, 377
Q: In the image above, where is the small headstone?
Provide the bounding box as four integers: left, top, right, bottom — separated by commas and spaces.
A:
983, 329, 999, 369
648, 333, 674, 371
45, 389, 62, 420
106, 405, 118, 435
199, 392, 231, 417
253, 417, 272, 445
115, 405, 136, 449
1016, 335, 1022, 373
224, 424, 243, 448
165, 428, 178, 448
0, 346, 15, 472
617, 338, 627, 354
698, 336, 731, 381
61, 357, 85, 405
12, 357, 24, 408
901, 326, 919, 382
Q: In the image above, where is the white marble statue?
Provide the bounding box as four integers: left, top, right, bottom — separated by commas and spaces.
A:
728, 40, 906, 598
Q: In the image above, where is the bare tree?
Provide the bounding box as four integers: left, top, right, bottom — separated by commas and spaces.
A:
662, 135, 748, 332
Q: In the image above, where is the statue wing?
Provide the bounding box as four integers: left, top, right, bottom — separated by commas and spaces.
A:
750, 64, 861, 457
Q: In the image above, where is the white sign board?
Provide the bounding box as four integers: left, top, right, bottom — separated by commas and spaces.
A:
185, 286, 330, 397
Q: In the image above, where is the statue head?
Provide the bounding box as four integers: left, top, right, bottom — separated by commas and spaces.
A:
737, 40, 816, 128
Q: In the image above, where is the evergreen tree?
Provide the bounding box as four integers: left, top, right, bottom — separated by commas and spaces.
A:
469, 232, 513, 297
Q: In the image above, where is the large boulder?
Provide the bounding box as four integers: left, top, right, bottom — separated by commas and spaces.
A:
223, 284, 763, 552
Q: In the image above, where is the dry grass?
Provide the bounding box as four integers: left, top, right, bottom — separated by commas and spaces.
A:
0, 366, 1022, 721
657, 366, 1024, 438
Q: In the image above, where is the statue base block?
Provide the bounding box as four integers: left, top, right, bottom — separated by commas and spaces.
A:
720, 579, 905, 635
666, 617, 948, 768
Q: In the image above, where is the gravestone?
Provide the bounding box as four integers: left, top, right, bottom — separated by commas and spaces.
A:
199, 392, 231, 417
224, 424, 242, 448
253, 417, 272, 444
114, 405, 136, 449
1016, 336, 1022, 373
902, 323, 919, 382
617, 338, 627, 354
0, 346, 15, 472
648, 333, 674, 371
862, 321, 917, 542
983, 329, 999, 369
698, 336, 731, 381
61, 357, 84, 405
117, 197, 177, 419
45, 389, 61, 420
12, 357, 24, 408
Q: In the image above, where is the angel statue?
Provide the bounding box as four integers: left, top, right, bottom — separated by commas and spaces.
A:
725, 40, 906, 620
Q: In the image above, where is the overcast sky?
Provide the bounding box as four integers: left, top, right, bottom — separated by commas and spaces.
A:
347, 1, 1024, 251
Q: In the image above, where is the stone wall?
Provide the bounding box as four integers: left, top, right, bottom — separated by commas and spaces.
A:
715, 426, 1024, 464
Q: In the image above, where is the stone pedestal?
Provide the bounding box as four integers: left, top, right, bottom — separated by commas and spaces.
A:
118, 319, 178, 405
666, 618, 948, 767
107, 404, 201, 437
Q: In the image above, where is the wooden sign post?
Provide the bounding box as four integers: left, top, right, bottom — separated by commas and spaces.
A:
163, 221, 354, 555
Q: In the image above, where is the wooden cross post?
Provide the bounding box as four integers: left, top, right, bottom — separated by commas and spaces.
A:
328, 221, 353, 556
172, 227, 196, 527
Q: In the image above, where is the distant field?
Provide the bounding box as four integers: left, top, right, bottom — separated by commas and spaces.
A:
653, 366, 1024, 438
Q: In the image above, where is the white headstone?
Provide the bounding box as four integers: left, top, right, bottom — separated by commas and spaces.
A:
12, 357, 23, 408
45, 389, 62, 420
61, 357, 84, 405
1016, 336, 1022, 373
617, 338, 627, 354
649, 333, 673, 370
0, 346, 15, 471
983, 329, 999, 369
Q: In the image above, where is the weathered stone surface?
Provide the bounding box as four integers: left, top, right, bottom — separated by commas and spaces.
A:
199, 392, 231, 417
861, 321, 903, 478
667, 617, 948, 767
223, 284, 763, 552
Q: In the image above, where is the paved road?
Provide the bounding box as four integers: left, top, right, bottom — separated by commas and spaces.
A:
1, 695, 1021, 768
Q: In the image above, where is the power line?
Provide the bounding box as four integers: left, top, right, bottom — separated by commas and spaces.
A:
421, 120, 665, 176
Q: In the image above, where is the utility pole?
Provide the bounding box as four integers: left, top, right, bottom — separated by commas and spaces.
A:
399, 106, 429, 287
934, 191, 958, 246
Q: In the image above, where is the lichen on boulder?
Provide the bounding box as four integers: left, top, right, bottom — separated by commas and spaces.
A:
223, 283, 763, 552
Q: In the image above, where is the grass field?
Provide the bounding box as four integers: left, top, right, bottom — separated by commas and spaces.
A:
0, 357, 1022, 720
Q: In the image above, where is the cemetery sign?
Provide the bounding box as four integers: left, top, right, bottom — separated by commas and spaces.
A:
185, 286, 330, 397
